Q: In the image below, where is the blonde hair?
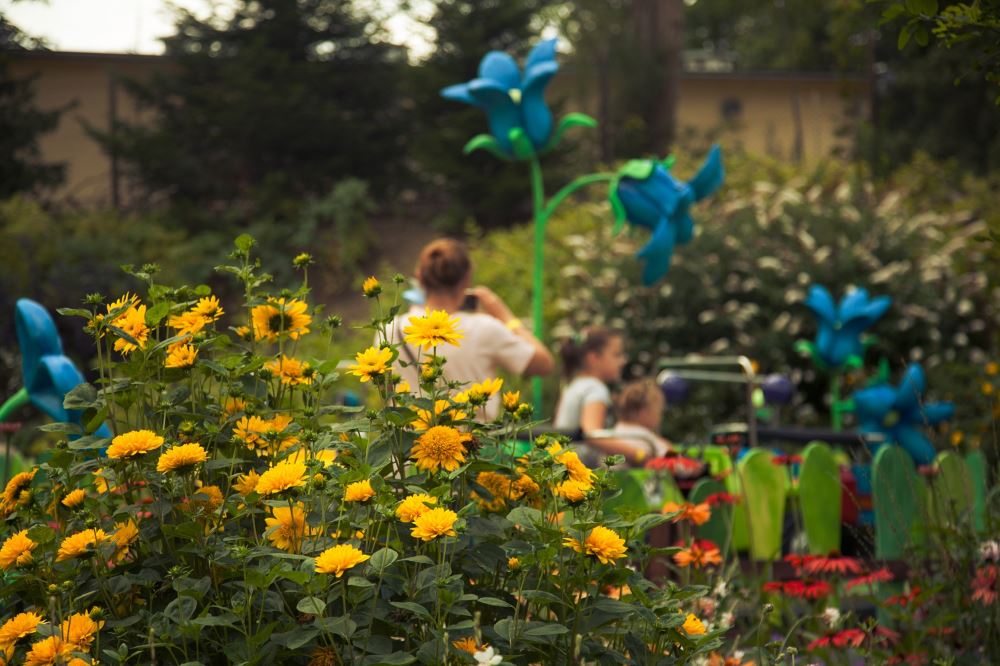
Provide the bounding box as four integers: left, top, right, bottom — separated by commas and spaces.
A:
615, 379, 664, 422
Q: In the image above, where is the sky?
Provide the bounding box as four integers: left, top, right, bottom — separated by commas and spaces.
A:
1, 0, 434, 57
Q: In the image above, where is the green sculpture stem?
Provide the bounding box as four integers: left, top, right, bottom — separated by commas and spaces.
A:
528, 157, 616, 414
0, 388, 29, 423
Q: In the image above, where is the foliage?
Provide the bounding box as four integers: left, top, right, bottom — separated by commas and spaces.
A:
98, 0, 409, 220
0, 237, 726, 665
473, 150, 998, 443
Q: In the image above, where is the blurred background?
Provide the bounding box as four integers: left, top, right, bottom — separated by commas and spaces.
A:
1, 0, 997, 443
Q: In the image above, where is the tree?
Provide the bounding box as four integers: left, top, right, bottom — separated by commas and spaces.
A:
408, 0, 561, 229
0, 12, 65, 198
100, 0, 408, 223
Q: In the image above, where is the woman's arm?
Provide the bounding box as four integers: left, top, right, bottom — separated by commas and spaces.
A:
579, 402, 649, 465
471, 286, 555, 376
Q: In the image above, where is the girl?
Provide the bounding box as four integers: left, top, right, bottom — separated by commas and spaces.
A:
609, 379, 673, 459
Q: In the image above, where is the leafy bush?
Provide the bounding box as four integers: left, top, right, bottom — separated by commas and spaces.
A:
0, 237, 725, 665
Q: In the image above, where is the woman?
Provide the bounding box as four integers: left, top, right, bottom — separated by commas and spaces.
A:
388, 238, 555, 419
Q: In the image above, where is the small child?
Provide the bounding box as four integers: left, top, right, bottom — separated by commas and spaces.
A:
610, 379, 673, 460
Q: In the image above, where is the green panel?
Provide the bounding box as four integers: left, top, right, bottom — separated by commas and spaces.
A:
799, 442, 842, 555
689, 478, 732, 555
738, 448, 787, 561
658, 473, 684, 507
872, 445, 921, 559
931, 451, 973, 527
604, 469, 650, 515
965, 450, 987, 533
684, 445, 748, 550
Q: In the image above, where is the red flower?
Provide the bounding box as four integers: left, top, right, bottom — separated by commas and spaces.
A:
645, 455, 703, 475
705, 492, 741, 506
762, 581, 784, 593
806, 635, 833, 651
884, 586, 921, 608
972, 565, 998, 606
764, 579, 831, 599
875, 625, 901, 644
803, 554, 864, 576
846, 567, 894, 590
783, 553, 816, 573
772, 454, 803, 466
832, 628, 866, 648
803, 580, 833, 599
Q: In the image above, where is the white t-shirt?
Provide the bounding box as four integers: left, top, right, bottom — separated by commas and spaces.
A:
386, 310, 535, 420
553, 376, 611, 431
610, 422, 672, 458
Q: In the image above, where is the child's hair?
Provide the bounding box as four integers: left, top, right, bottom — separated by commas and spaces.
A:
559, 326, 619, 377
415, 238, 471, 293
615, 379, 665, 422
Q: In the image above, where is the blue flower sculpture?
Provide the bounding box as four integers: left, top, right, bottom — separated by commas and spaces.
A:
853, 364, 954, 465
802, 285, 891, 369
611, 144, 724, 284
14, 298, 111, 437
442, 39, 567, 158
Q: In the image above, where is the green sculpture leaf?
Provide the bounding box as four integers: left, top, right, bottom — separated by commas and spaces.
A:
462, 134, 510, 161
508, 127, 536, 160
544, 112, 597, 152
618, 158, 657, 181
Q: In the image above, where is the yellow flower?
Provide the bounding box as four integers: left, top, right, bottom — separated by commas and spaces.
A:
502, 391, 520, 412
554, 479, 592, 503
223, 397, 247, 417
513, 473, 540, 499
315, 544, 370, 577
344, 479, 375, 502
412, 399, 467, 431
56, 528, 109, 562
266, 355, 313, 386
951, 430, 964, 447
251, 298, 311, 342
112, 520, 140, 562
983, 382, 995, 396
410, 425, 471, 473
157, 443, 208, 473
61, 609, 103, 649
23, 635, 74, 666
682, 613, 706, 636
233, 324, 251, 339
0, 530, 37, 569
362, 276, 381, 298
410, 507, 459, 541
452, 637, 483, 654
468, 377, 503, 402
112, 303, 149, 354
165, 343, 198, 368
0, 611, 44, 648
395, 380, 411, 394
403, 309, 464, 350
348, 346, 393, 383
106, 429, 164, 459
282, 448, 338, 468
182, 484, 224, 513
987, 362, 999, 376
234, 469, 260, 495
92, 468, 113, 494
256, 461, 308, 495
167, 311, 208, 337
190, 295, 224, 321
235, 414, 298, 455
472, 471, 517, 512
563, 526, 627, 565
60, 488, 86, 509
395, 494, 437, 523
508, 557, 520, 569
2, 469, 36, 507
555, 449, 595, 485
265, 503, 320, 553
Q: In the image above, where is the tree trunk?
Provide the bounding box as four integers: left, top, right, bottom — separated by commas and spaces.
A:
630, 0, 684, 154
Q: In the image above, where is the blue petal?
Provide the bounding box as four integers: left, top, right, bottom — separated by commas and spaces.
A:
894, 424, 937, 466
814, 324, 841, 366
917, 401, 954, 426
637, 218, 677, 284
845, 293, 891, 329
520, 60, 558, 148
642, 166, 687, 218
853, 385, 897, 422
28, 355, 83, 424
617, 179, 663, 230
441, 82, 478, 107
894, 364, 926, 414
477, 51, 521, 90
804, 285, 837, 327
687, 144, 725, 201
468, 79, 521, 153
525, 38, 558, 70
838, 287, 871, 322
15, 298, 65, 391
675, 210, 695, 245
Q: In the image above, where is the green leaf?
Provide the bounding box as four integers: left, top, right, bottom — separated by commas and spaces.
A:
389, 601, 433, 622
296, 597, 326, 615
164, 596, 198, 624
63, 383, 98, 410
545, 112, 597, 151
56, 307, 93, 319
524, 622, 569, 637
190, 613, 238, 628
366, 547, 399, 575
367, 653, 417, 666
145, 301, 171, 327
314, 615, 356, 640
347, 576, 374, 588
631, 513, 670, 535
478, 597, 514, 609
898, 23, 914, 49
67, 435, 110, 451
914, 25, 930, 46
609, 187, 627, 235
462, 134, 510, 161
38, 422, 83, 434
618, 159, 657, 181
508, 127, 536, 160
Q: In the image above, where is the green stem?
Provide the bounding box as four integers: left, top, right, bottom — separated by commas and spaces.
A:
831, 372, 843, 432
529, 157, 546, 417
541, 173, 615, 221
0, 387, 29, 423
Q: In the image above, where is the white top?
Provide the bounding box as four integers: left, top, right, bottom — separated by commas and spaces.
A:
609, 422, 672, 458
553, 376, 611, 431
386, 310, 535, 420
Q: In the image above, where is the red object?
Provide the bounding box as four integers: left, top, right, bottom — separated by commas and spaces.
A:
771, 454, 803, 466
762, 578, 832, 599
846, 567, 894, 590
875, 626, 901, 644
832, 628, 866, 648
705, 492, 741, 506
884, 586, 921, 608
803, 554, 864, 576
972, 565, 998, 606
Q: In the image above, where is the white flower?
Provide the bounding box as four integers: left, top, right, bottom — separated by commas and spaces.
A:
979, 539, 1000, 562
719, 611, 735, 629
821, 607, 841, 628
474, 646, 503, 666
713, 579, 728, 598
732, 649, 745, 661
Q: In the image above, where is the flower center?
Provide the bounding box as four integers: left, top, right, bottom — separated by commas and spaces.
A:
268, 313, 290, 332
882, 410, 900, 428
508, 88, 522, 104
